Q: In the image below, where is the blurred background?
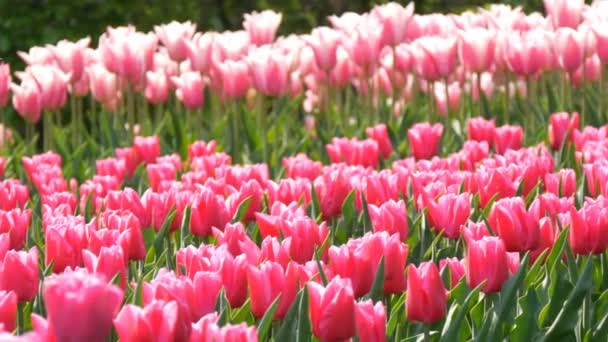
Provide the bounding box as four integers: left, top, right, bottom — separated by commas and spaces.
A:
1, 0, 543, 68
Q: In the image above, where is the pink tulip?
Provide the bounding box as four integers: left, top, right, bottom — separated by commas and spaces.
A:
0, 64, 10, 107
220, 253, 249, 308
355, 300, 386, 342
0, 247, 38, 302
555, 27, 585, 73
248, 47, 290, 96
243, 10, 282, 46
17, 46, 55, 66
83, 246, 127, 289
488, 197, 540, 252
567, 205, 608, 255
530, 217, 557, 263
283, 153, 322, 180
544, 169, 577, 197
434, 81, 462, 116
544, 0, 584, 29
49, 37, 91, 82
0, 208, 32, 250
344, 19, 383, 70
308, 277, 356, 342
465, 236, 510, 293
11, 79, 42, 123
326, 137, 380, 168
154, 21, 196, 62
145, 69, 170, 105
134, 136, 161, 165
172, 71, 204, 109
88, 64, 121, 111
412, 36, 458, 81
247, 261, 301, 320
505, 29, 553, 77
44, 270, 124, 342
0, 291, 16, 333
407, 122, 444, 159
368, 199, 408, 241
18, 65, 70, 111
114, 300, 189, 342
185, 32, 215, 74
304, 27, 341, 71
440, 257, 466, 288
493, 125, 523, 154
406, 262, 448, 323
592, 22, 608, 63
214, 59, 251, 99
202, 322, 258, 342
459, 28, 496, 72
373, 2, 415, 45
549, 111, 579, 150
366, 124, 393, 159
424, 192, 471, 239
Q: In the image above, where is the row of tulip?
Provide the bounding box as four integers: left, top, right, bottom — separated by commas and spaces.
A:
0, 107, 605, 341
2, 1, 608, 154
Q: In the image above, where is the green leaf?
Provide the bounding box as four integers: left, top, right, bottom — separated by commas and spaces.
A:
154, 208, 176, 261
364, 256, 385, 303
257, 294, 281, 341
440, 281, 486, 342
231, 196, 252, 223
546, 226, 569, 274
296, 285, 311, 342
215, 289, 230, 327
511, 289, 541, 341
180, 206, 192, 249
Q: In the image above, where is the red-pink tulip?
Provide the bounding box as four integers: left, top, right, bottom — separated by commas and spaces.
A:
45, 222, 88, 272
424, 192, 471, 239
243, 10, 282, 46
544, 169, 576, 197
406, 262, 448, 323
488, 197, 540, 252
83, 246, 127, 289
134, 136, 161, 165
493, 125, 523, 154
459, 28, 496, 72
408, 122, 444, 159
0, 247, 38, 302
0, 63, 10, 107
114, 300, 188, 342
202, 322, 258, 342
530, 217, 557, 263
439, 257, 466, 288
549, 112, 579, 150
355, 300, 386, 342
0, 291, 16, 333
247, 261, 302, 320
220, 253, 249, 308
154, 21, 196, 62
567, 205, 608, 255
366, 124, 393, 159
0, 208, 31, 250
283, 153, 322, 181
368, 199, 408, 241
44, 270, 124, 342
465, 236, 510, 293
308, 277, 356, 342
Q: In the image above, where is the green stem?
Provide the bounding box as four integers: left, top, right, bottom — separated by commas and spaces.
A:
424, 324, 431, 342
43, 111, 52, 151
70, 94, 78, 149
600, 67, 606, 122
505, 71, 511, 124
477, 72, 483, 117
17, 302, 24, 334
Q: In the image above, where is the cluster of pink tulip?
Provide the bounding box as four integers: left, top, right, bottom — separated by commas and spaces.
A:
0, 104, 604, 340
2, 0, 608, 132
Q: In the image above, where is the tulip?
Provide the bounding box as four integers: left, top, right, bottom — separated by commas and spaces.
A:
45, 223, 88, 272
243, 10, 282, 46
373, 2, 415, 45
304, 27, 341, 71
0, 247, 38, 302
459, 28, 496, 72
154, 21, 196, 62
315, 169, 352, 219
505, 29, 553, 77
465, 236, 510, 293
355, 300, 386, 342
19, 64, 70, 111
96, 158, 127, 185
424, 192, 471, 239
407, 123, 444, 159
493, 125, 523, 154
544, 0, 584, 29
368, 199, 408, 241
44, 270, 124, 342
83, 246, 127, 289
344, 19, 383, 71
366, 124, 393, 159
0, 63, 10, 107
214, 59, 251, 100
114, 300, 188, 342
308, 277, 356, 342
406, 262, 448, 323
592, 22, 608, 63
146, 163, 177, 192
0, 291, 16, 332
555, 28, 585, 73
530, 217, 557, 263
87, 63, 120, 111
488, 197, 540, 252
203, 322, 258, 342
549, 112, 579, 150
568, 205, 608, 255
134, 136, 161, 165
145, 69, 170, 105
10, 78, 42, 123
17, 46, 54, 66
103, 188, 148, 228
171, 71, 204, 109
190, 313, 219, 342
247, 261, 301, 320
412, 36, 458, 81
188, 140, 217, 160
434, 81, 462, 116
247, 47, 291, 96
190, 187, 230, 237
49, 37, 90, 83
326, 137, 380, 168
439, 257, 466, 288
544, 169, 576, 197
220, 253, 249, 308
461, 221, 490, 242
0, 208, 32, 250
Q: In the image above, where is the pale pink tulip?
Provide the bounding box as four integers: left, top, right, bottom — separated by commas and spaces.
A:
373, 2, 415, 45
17, 46, 55, 66
0, 64, 10, 107
214, 59, 251, 99
172, 71, 204, 109
412, 36, 458, 81
145, 69, 170, 105
154, 21, 196, 62
49, 37, 91, 82
185, 32, 215, 74
555, 27, 585, 72
10, 80, 42, 123
88, 64, 121, 111
243, 10, 282, 46
247, 47, 290, 96
544, 0, 584, 29
304, 27, 342, 71
459, 28, 496, 72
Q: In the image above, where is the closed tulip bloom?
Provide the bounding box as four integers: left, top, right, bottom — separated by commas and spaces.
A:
172, 70, 204, 110
505, 29, 552, 77
488, 197, 540, 252
0, 291, 16, 332
186, 32, 215, 74
19, 64, 70, 111
145, 69, 170, 105
592, 23, 608, 63
549, 112, 579, 150
459, 28, 496, 72
45, 223, 88, 272
368, 199, 408, 241
17, 46, 55, 66
134, 136, 161, 165
304, 27, 341, 71
407, 122, 444, 159
10, 79, 42, 123
0, 208, 32, 250
355, 300, 386, 342
555, 28, 585, 72
220, 253, 249, 308
465, 236, 510, 293
0, 63, 10, 107
243, 10, 282, 46
568, 205, 608, 255
214, 59, 251, 100
114, 300, 187, 342
544, 0, 584, 29
366, 124, 393, 159
203, 322, 258, 342
154, 21, 196, 62
344, 19, 383, 70
493, 125, 523, 154
83, 246, 127, 289
248, 47, 290, 96
412, 36, 458, 81
247, 261, 301, 320
544, 169, 576, 197
49, 37, 90, 83
308, 277, 356, 342
0, 247, 38, 302
406, 262, 448, 323
424, 192, 471, 239
87, 64, 120, 111
439, 257, 466, 288
44, 270, 124, 342
583, 162, 608, 198
373, 2, 415, 45
530, 217, 557, 263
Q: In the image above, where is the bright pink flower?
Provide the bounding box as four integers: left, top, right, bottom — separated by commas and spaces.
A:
243, 10, 282, 46
568, 205, 608, 255
530, 217, 557, 263
544, 169, 576, 197
134, 136, 161, 165
190, 187, 230, 237
96, 157, 127, 184
171, 71, 204, 109
114, 300, 188, 342
412, 36, 458, 81
465, 236, 510, 293
49, 37, 90, 82
373, 2, 415, 45
188, 140, 216, 160
315, 170, 352, 219
83, 246, 127, 289
0, 247, 38, 302
283, 153, 322, 180
103, 188, 148, 228
407, 123, 444, 159
96, 211, 145, 261
555, 27, 585, 72
220, 253, 249, 308
19, 64, 70, 111
439, 257, 465, 288
459, 28, 496, 72
493, 125, 523, 154
247, 261, 302, 320
424, 192, 471, 239
304, 27, 341, 71
549, 112, 579, 150
308, 277, 356, 342
434, 81, 462, 116
488, 197, 540, 252
406, 262, 448, 323
154, 21, 196, 62
344, 19, 383, 70
326, 137, 380, 168
366, 124, 393, 159
146, 163, 177, 192
355, 300, 386, 342
0, 208, 31, 250
10, 78, 42, 123
368, 199, 408, 241
583, 162, 608, 197
45, 222, 88, 272
0, 291, 16, 332
44, 270, 124, 342
202, 322, 258, 342
544, 0, 584, 29
0, 63, 10, 107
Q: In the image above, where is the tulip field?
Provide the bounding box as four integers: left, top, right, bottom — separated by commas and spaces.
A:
2, 0, 608, 341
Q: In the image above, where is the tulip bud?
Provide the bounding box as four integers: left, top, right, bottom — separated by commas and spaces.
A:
406, 262, 448, 323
